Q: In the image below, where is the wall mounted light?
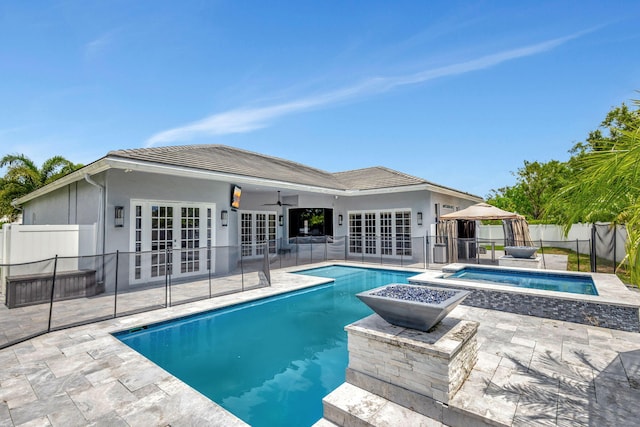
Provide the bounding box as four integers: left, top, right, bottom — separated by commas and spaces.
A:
115, 206, 124, 227
279, 215, 284, 226
338, 214, 343, 226
417, 211, 423, 226
221, 210, 229, 227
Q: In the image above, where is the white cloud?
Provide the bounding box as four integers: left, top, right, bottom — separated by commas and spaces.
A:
146, 31, 588, 147
85, 29, 120, 59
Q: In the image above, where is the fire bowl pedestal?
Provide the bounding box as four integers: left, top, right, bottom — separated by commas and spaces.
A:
318, 285, 479, 424
356, 284, 470, 332
342, 313, 479, 408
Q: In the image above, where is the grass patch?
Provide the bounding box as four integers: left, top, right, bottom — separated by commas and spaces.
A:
482, 244, 504, 251
541, 246, 632, 285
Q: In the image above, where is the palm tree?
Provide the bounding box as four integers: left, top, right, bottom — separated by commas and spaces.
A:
0, 154, 83, 221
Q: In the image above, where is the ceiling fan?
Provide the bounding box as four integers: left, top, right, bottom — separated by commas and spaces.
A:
263, 190, 294, 206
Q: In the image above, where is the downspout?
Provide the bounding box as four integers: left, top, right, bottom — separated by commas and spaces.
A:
10, 200, 23, 224
3, 200, 23, 286
84, 174, 105, 257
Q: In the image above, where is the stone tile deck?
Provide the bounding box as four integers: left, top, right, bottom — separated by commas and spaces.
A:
1, 262, 639, 426
0, 267, 335, 427
449, 304, 640, 426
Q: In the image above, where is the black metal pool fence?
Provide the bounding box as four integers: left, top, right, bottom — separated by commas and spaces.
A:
0, 232, 628, 349
269, 234, 625, 274
0, 244, 271, 349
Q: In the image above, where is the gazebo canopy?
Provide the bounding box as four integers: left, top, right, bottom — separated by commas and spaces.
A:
437, 202, 532, 263
440, 202, 523, 221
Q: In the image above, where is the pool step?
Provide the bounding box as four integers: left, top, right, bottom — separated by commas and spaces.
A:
320, 383, 444, 427
310, 418, 339, 427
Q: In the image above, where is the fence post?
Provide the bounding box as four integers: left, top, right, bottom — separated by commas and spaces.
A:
240, 247, 245, 291
325, 237, 328, 262
277, 238, 282, 269
613, 225, 617, 274
114, 250, 119, 318
262, 242, 271, 286
590, 225, 597, 272
423, 236, 427, 269
208, 245, 212, 299
47, 255, 58, 332
576, 240, 580, 271
165, 247, 169, 308
344, 236, 348, 261
425, 235, 430, 267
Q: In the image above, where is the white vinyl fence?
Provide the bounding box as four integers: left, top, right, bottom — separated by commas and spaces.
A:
0, 223, 97, 292
478, 222, 627, 263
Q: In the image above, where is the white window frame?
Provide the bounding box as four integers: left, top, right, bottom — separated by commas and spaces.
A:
239, 210, 277, 259
347, 209, 413, 258
129, 199, 216, 284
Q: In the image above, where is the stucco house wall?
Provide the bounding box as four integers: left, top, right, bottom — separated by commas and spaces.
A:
104, 169, 233, 253
22, 179, 101, 226
8, 145, 483, 292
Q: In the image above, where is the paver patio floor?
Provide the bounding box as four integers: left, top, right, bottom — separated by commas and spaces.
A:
1, 263, 639, 426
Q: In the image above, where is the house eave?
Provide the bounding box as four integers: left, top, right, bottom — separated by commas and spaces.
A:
13, 156, 483, 206
343, 184, 483, 202
13, 159, 111, 206
103, 158, 346, 195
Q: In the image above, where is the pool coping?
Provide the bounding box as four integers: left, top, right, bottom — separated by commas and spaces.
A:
409, 263, 640, 332
0, 266, 341, 427
411, 263, 640, 307
2, 262, 639, 426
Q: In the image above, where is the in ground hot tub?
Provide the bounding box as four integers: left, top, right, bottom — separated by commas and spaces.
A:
409, 264, 640, 332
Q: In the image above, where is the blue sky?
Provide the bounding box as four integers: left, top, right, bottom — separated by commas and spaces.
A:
1, 1, 639, 198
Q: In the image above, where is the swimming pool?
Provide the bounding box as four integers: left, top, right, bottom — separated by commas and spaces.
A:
115, 265, 415, 427
443, 266, 598, 295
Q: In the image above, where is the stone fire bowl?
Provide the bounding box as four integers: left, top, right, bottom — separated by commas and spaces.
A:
504, 246, 539, 259
356, 284, 471, 332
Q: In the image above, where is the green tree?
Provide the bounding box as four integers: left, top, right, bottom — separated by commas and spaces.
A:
486, 160, 571, 221
549, 99, 640, 224
0, 154, 82, 221
553, 99, 640, 284
486, 184, 530, 217
570, 102, 640, 157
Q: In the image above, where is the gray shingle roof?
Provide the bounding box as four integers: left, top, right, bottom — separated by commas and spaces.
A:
108, 144, 347, 189
107, 144, 477, 196
333, 166, 427, 190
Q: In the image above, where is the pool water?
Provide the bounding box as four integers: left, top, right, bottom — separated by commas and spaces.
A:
444, 267, 598, 295
115, 266, 415, 427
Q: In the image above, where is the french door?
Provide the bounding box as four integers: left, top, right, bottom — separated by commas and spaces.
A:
131, 200, 215, 283
348, 210, 412, 257
240, 211, 277, 258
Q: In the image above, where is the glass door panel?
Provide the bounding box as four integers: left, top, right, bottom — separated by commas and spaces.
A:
349, 213, 362, 254
180, 207, 200, 273
131, 201, 214, 284
241, 213, 253, 257
239, 211, 277, 258
380, 212, 393, 255
150, 205, 174, 278
395, 211, 412, 256
364, 213, 377, 254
